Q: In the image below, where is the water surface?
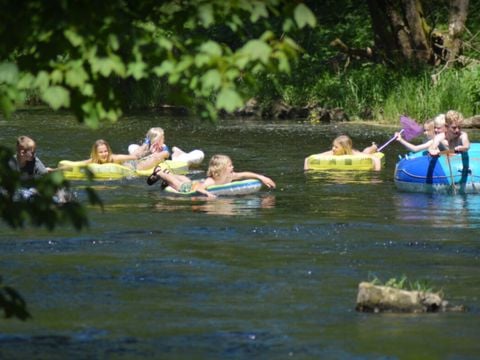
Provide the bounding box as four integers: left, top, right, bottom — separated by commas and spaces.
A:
1, 110, 479, 359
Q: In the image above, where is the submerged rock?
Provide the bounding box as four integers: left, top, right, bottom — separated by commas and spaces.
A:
355, 282, 466, 313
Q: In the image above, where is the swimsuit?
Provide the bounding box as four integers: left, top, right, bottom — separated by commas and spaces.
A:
179, 182, 193, 193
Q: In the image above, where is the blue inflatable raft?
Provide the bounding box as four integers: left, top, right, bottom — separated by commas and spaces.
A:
394, 143, 480, 194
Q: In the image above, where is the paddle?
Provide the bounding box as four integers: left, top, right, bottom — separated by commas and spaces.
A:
444, 152, 457, 194
378, 129, 404, 152
378, 115, 424, 152
437, 149, 458, 194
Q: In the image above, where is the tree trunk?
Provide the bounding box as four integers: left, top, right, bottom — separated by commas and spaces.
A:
365, 0, 438, 65
446, 0, 469, 64
337, 1, 470, 67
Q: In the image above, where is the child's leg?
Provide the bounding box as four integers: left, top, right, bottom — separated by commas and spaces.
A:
137, 152, 168, 170
156, 171, 191, 191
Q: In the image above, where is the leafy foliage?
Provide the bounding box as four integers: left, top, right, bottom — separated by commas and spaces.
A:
0, 0, 315, 230
0, 0, 316, 125
0, 277, 31, 321
0, 146, 102, 230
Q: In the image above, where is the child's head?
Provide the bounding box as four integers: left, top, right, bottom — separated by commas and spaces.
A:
90, 139, 113, 164
331, 135, 353, 155
445, 110, 463, 126
445, 110, 464, 139
16, 135, 36, 161
423, 119, 435, 139
207, 154, 232, 178
145, 127, 164, 146
433, 114, 446, 134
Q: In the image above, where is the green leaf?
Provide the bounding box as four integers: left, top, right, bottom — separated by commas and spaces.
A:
194, 53, 211, 67
282, 18, 295, 32
225, 68, 240, 80
153, 60, 174, 76
198, 4, 214, 27
0, 93, 15, 117
108, 34, 119, 51
0, 62, 19, 84
81, 84, 94, 96
158, 37, 173, 51
200, 41, 222, 57
65, 66, 89, 88
234, 54, 249, 69
41, 86, 70, 110
275, 52, 290, 73
50, 69, 63, 84
34, 71, 50, 90
201, 69, 222, 91
17, 73, 35, 89
64, 29, 83, 47
91, 56, 126, 77
215, 87, 243, 112
250, 3, 268, 22
127, 61, 147, 80
293, 4, 316, 29
240, 40, 272, 64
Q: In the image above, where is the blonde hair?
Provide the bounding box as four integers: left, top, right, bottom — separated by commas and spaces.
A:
445, 110, 463, 126
16, 135, 36, 152
433, 114, 446, 128
207, 154, 231, 178
333, 135, 353, 155
423, 119, 435, 139
90, 139, 113, 164
146, 127, 164, 145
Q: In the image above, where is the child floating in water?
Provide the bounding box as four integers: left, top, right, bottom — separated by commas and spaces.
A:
128, 127, 170, 170
80, 139, 139, 165
9, 135, 52, 179
304, 135, 381, 171
147, 154, 276, 198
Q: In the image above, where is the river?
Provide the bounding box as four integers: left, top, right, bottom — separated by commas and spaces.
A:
1, 110, 479, 359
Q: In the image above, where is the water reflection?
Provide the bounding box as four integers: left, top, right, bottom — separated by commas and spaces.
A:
305, 170, 383, 184
153, 194, 276, 216
394, 192, 480, 228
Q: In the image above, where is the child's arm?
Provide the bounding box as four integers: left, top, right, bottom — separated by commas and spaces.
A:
232, 172, 276, 189
111, 154, 140, 163
362, 143, 378, 154
428, 133, 445, 156
370, 156, 382, 171
396, 133, 431, 152
454, 132, 470, 152
193, 180, 216, 199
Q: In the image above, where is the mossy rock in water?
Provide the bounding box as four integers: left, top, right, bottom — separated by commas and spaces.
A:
355, 282, 466, 313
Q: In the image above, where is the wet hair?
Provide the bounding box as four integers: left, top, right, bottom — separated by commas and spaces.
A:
90, 139, 113, 164
445, 110, 463, 126
332, 135, 353, 155
16, 135, 36, 152
145, 127, 164, 145
207, 154, 231, 178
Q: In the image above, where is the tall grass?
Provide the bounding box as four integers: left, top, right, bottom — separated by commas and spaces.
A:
269, 63, 480, 123
380, 68, 480, 122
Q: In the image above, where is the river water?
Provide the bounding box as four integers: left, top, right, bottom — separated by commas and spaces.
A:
1, 110, 479, 359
